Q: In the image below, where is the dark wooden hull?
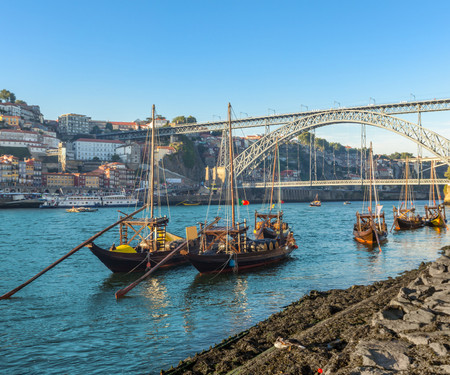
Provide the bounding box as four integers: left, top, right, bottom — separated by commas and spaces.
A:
186, 244, 296, 274
88, 242, 189, 273
353, 227, 388, 245
394, 217, 425, 230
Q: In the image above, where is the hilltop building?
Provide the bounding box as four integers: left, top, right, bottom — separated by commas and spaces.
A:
58, 113, 91, 135
73, 138, 124, 160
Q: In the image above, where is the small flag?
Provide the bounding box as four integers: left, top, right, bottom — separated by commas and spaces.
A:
239, 199, 250, 206
281, 200, 285, 204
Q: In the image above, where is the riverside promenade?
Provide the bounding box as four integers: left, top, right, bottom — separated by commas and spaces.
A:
162, 246, 450, 374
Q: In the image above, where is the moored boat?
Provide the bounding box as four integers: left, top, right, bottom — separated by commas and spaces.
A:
424, 161, 447, 228
186, 103, 297, 274
353, 143, 388, 246
392, 157, 424, 231
87, 105, 190, 272
310, 194, 321, 207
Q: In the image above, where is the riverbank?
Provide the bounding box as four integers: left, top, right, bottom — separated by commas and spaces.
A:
161, 246, 450, 375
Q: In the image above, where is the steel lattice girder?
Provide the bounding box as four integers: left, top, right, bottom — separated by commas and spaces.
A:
232, 110, 450, 178
242, 178, 449, 188
98, 98, 450, 140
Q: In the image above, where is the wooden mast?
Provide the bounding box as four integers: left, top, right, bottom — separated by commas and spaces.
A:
228, 103, 235, 227
150, 104, 156, 219
405, 157, 409, 209
369, 142, 373, 211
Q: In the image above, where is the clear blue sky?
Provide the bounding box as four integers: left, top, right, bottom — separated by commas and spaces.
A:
2, 0, 450, 154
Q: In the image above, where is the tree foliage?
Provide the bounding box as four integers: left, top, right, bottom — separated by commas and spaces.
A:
386, 152, 414, 160
111, 154, 121, 162
445, 166, 450, 180
105, 122, 113, 132
172, 115, 197, 125
0, 89, 16, 103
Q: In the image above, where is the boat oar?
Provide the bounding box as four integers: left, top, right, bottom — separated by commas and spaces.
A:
0, 205, 148, 300
115, 241, 188, 299
115, 217, 221, 299
368, 208, 382, 253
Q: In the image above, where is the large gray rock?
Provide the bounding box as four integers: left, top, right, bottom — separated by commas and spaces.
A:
354, 340, 410, 371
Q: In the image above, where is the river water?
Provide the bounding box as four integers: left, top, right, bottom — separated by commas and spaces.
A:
0, 201, 448, 374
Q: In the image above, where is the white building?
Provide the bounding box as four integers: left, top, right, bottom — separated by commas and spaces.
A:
115, 142, 141, 164
0, 102, 43, 123
73, 138, 124, 160
58, 113, 91, 135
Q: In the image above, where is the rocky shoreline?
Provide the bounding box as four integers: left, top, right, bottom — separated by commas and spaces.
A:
161, 246, 450, 375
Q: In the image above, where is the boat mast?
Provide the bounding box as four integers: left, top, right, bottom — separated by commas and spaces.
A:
150, 104, 156, 218
369, 143, 373, 211
405, 157, 409, 209
228, 103, 235, 227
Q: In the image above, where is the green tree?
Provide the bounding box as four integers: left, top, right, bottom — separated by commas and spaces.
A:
111, 154, 121, 162
172, 116, 186, 124
445, 166, 450, 180
0, 89, 16, 103
105, 122, 113, 132
90, 125, 102, 134
92, 156, 100, 161
15, 99, 26, 105
186, 116, 197, 123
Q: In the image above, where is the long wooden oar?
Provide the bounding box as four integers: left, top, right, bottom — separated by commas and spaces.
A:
115, 216, 221, 299
368, 208, 382, 253
0, 205, 148, 300
115, 241, 188, 299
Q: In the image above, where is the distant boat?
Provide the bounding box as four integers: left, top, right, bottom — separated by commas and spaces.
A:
344, 201, 351, 205
393, 157, 425, 230
66, 206, 98, 213
353, 144, 388, 246
310, 194, 321, 207
41, 194, 138, 209
0, 193, 43, 209
424, 161, 447, 228
176, 200, 200, 206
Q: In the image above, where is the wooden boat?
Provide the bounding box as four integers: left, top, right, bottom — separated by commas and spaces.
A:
310, 194, 321, 207
424, 161, 447, 228
87, 105, 191, 272
186, 104, 297, 274
353, 143, 388, 246
176, 200, 200, 206
66, 206, 98, 213
344, 201, 351, 205
393, 157, 424, 230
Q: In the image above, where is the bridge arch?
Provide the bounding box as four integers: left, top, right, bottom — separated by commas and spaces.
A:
233, 110, 450, 177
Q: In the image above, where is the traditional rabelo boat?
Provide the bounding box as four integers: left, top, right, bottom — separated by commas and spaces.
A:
353, 144, 388, 246
310, 194, 321, 207
186, 104, 297, 274
87, 105, 189, 272
424, 161, 447, 228
392, 157, 424, 230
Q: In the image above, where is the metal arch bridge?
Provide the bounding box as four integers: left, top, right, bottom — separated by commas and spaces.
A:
242, 178, 449, 189
232, 109, 450, 178
97, 98, 450, 140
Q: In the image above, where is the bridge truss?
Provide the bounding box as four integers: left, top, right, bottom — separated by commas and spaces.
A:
232, 110, 450, 178
243, 178, 449, 189
98, 98, 450, 140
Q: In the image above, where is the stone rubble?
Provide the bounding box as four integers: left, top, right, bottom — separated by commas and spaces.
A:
345, 247, 450, 375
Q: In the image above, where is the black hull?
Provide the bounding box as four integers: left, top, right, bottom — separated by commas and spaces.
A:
0, 199, 42, 208
186, 245, 295, 274
88, 243, 189, 273
395, 217, 425, 230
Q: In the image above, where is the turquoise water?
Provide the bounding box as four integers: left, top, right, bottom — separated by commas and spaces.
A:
0, 201, 448, 374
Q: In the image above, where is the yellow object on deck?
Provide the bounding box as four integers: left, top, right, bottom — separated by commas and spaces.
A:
111, 244, 137, 253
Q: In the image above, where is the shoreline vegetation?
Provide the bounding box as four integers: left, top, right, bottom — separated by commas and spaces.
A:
161, 246, 450, 375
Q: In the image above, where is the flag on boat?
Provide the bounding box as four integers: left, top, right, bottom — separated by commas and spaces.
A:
376, 204, 383, 216
239, 199, 250, 206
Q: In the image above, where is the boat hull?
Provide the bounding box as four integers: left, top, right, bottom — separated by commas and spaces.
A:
88, 242, 189, 273
186, 244, 295, 274
353, 227, 388, 245
425, 214, 447, 228
394, 217, 425, 230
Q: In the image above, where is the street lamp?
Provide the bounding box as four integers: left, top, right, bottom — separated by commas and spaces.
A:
240, 112, 249, 118
268, 108, 276, 115
334, 101, 341, 108
300, 104, 309, 111
410, 93, 416, 101
212, 115, 221, 121
369, 97, 376, 105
